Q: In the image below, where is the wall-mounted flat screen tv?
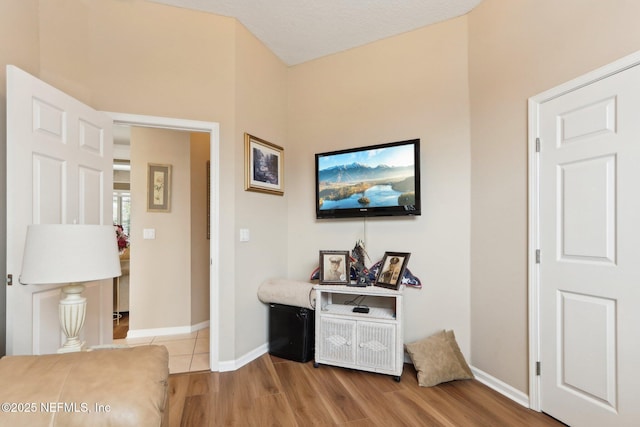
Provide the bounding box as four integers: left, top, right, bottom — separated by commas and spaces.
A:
315, 139, 421, 219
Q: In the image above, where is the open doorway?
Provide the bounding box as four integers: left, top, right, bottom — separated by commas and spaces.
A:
107, 112, 220, 372
113, 125, 210, 346
112, 126, 131, 338
112, 125, 210, 342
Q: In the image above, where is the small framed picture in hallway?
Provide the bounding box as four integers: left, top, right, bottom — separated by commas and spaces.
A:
147, 163, 172, 212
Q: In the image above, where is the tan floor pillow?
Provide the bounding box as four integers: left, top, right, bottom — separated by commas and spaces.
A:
405, 329, 474, 387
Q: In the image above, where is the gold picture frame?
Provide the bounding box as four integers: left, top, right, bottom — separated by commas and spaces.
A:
244, 133, 284, 196
147, 163, 172, 212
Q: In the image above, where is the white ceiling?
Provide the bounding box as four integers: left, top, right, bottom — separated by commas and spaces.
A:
148, 0, 482, 65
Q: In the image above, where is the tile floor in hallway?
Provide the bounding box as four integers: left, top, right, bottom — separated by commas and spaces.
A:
114, 328, 210, 374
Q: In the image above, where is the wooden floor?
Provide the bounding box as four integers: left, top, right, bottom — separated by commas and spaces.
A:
168, 354, 566, 427
113, 312, 129, 340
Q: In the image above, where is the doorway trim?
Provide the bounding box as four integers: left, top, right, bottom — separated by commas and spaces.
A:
527, 50, 640, 411
105, 112, 220, 371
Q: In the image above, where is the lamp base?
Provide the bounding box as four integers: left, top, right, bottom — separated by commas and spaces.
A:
57, 283, 87, 353
58, 342, 86, 353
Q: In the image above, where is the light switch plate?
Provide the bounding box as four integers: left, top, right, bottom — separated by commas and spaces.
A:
143, 228, 156, 239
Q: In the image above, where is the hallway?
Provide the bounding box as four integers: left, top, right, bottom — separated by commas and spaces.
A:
114, 327, 210, 374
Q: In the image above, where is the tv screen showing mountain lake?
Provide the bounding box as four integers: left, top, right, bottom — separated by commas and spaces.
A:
318, 144, 416, 210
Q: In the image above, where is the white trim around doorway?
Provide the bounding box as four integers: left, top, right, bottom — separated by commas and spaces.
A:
105, 112, 220, 372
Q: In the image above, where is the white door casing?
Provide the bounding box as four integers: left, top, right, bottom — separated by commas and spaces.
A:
6, 65, 114, 355
105, 112, 221, 372
529, 52, 640, 426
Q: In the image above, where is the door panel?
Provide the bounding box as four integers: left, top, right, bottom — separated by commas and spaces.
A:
6, 65, 113, 355
559, 291, 616, 409
558, 96, 616, 143
79, 119, 105, 154
33, 98, 66, 140
33, 154, 65, 224
79, 166, 104, 224
558, 155, 615, 263
536, 60, 640, 426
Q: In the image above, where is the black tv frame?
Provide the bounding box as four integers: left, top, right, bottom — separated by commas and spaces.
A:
315, 138, 421, 219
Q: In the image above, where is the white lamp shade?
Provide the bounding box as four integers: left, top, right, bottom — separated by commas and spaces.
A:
20, 224, 122, 285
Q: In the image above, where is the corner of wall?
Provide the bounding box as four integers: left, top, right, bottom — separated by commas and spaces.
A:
0, 91, 6, 358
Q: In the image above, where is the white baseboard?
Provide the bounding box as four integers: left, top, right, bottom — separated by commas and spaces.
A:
191, 320, 210, 332
127, 320, 210, 339
219, 343, 268, 372
470, 365, 531, 408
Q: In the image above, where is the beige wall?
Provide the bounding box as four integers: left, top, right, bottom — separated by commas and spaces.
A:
37, 0, 236, 121
125, 128, 210, 330
127, 128, 209, 330
130, 127, 192, 330
0, 0, 40, 357
0, 0, 39, 82
0, 0, 288, 361
468, 0, 640, 392
190, 133, 211, 325
233, 24, 289, 356
287, 18, 472, 352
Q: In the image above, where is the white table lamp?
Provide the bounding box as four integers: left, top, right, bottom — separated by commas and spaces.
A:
20, 224, 122, 353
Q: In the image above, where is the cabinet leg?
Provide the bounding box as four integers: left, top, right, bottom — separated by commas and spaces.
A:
313, 362, 319, 368
394, 376, 401, 382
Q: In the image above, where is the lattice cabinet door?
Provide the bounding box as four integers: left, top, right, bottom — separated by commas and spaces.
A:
317, 316, 357, 365
356, 321, 396, 371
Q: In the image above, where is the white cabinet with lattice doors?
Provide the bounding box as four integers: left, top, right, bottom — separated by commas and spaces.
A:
313, 285, 404, 381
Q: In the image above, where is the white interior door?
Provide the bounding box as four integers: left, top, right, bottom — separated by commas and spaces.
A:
6, 65, 114, 355
533, 58, 640, 426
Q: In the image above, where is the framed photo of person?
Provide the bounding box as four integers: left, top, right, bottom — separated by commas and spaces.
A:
319, 250, 350, 285
374, 252, 411, 290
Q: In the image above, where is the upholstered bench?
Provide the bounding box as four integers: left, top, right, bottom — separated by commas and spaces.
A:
0, 345, 169, 427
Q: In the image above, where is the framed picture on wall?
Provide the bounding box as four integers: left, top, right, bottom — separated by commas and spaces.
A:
147, 163, 172, 212
244, 133, 284, 196
374, 252, 411, 290
319, 250, 350, 285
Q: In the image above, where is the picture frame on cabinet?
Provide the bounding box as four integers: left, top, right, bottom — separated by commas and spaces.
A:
374, 252, 411, 290
245, 133, 284, 196
319, 250, 350, 285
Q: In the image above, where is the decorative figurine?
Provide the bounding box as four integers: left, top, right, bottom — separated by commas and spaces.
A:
351, 240, 371, 286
